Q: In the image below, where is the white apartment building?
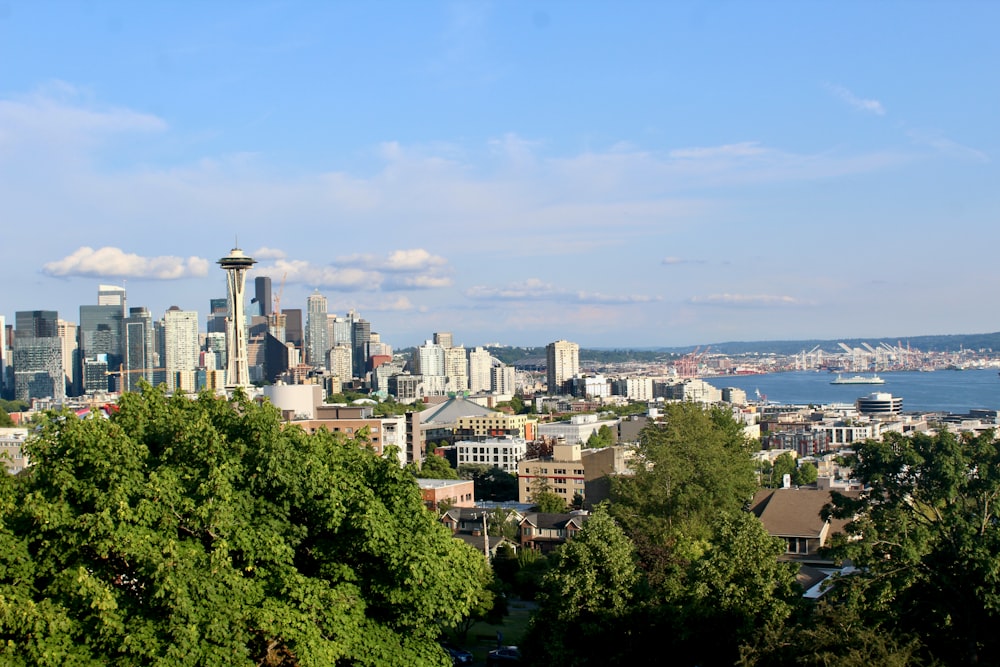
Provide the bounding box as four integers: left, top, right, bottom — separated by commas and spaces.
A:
456, 437, 528, 473
444, 345, 468, 392
546, 339, 579, 394
163, 307, 199, 392
536, 413, 620, 445
468, 346, 493, 394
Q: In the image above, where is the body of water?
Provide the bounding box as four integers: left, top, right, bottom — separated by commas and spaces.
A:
707, 369, 1000, 414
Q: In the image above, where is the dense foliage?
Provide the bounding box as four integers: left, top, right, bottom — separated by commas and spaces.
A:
524, 403, 800, 665
820, 429, 1000, 664
0, 387, 487, 666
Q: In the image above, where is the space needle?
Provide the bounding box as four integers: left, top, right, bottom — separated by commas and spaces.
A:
218, 246, 256, 390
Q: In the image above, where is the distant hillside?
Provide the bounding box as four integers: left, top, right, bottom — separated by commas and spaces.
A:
482, 332, 1000, 365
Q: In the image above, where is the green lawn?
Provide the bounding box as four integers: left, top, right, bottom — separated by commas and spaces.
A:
453, 598, 537, 662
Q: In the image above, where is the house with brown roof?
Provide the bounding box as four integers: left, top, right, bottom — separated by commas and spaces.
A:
518, 512, 588, 553
749, 487, 856, 566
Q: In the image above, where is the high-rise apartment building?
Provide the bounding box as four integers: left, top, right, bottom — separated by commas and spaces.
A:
162, 307, 199, 392
468, 346, 493, 394
13, 310, 65, 402
305, 291, 329, 368
546, 339, 579, 395
123, 307, 155, 392
492, 365, 516, 395
444, 345, 468, 393
415, 340, 445, 378
327, 343, 353, 383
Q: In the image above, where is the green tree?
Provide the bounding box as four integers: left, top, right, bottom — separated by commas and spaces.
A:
611, 402, 757, 543
457, 465, 518, 502
585, 424, 614, 448
523, 508, 638, 664
770, 452, 797, 488
793, 460, 818, 486
532, 491, 566, 514
411, 453, 459, 480
0, 386, 487, 666
0, 408, 13, 427
824, 429, 1000, 664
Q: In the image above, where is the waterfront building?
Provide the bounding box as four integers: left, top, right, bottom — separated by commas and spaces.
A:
13, 310, 65, 402
546, 339, 579, 394
612, 377, 654, 401
856, 392, 903, 415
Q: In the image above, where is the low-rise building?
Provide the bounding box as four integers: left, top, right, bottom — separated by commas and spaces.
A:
0, 427, 29, 474
455, 437, 528, 473
417, 479, 475, 511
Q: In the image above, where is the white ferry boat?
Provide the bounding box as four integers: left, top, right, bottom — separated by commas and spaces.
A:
830, 374, 885, 385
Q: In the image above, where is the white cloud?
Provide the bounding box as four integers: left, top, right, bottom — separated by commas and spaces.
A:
42, 246, 209, 280
261, 259, 382, 291
825, 83, 886, 116
663, 256, 707, 265
688, 293, 810, 307
466, 279, 656, 305
338, 248, 448, 273
905, 129, 989, 163
386, 274, 454, 289
668, 142, 768, 159
252, 246, 287, 260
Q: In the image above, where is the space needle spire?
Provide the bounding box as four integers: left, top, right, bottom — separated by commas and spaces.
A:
218, 246, 257, 390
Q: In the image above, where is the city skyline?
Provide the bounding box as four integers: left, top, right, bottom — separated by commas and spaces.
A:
2, 2, 999, 348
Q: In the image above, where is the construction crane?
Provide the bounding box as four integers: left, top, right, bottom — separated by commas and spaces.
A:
675, 345, 710, 378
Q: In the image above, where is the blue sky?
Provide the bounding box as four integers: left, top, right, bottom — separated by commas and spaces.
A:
2, 1, 998, 348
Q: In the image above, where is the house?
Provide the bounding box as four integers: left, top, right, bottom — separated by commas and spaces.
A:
749, 487, 856, 565
440, 507, 521, 558
518, 512, 588, 553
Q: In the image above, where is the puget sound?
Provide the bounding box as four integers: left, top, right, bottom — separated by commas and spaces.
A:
708, 368, 1000, 414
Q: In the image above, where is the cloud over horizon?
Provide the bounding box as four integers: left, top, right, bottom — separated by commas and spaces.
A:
42, 247, 209, 280
466, 278, 658, 305
688, 293, 811, 307
825, 83, 886, 116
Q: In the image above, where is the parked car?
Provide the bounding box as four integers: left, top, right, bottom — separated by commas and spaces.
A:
439, 642, 473, 665
487, 645, 521, 665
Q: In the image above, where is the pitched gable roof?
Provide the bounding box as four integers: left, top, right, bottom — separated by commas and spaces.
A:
750, 488, 855, 538
419, 397, 496, 424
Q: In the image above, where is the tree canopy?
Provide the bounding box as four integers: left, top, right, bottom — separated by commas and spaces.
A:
0, 386, 487, 666
823, 428, 1000, 664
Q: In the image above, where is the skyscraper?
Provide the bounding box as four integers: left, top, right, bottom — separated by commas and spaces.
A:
123, 306, 155, 392
218, 247, 256, 390
79, 304, 124, 393
97, 284, 126, 309
444, 345, 468, 393
252, 276, 272, 317
433, 332, 453, 349
546, 339, 579, 395
351, 318, 371, 376
283, 309, 303, 349
305, 291, 329, 367
162, 307, 199, 392
207, 298, 228, 334
13, 311, 64, 402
